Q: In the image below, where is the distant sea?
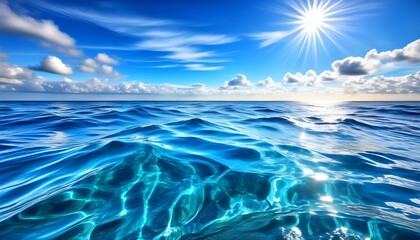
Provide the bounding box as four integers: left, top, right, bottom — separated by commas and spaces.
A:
0, 101, 419, 239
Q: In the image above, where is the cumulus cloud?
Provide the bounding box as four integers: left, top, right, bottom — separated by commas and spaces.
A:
366, 39, 420, 64
79, 58, 98, 73
257, 77, 276, 87
283, 70, 317, 83
31, 56, 73, 75
393, 39, 420, 63
332, 56, 377, 75
0, 75, 211, 96
0, 2, 81, 56
283, 70, 337, 87
0, 73, 288, 98
0, 61, 34, 85
95, 53, 119, 65
303, 70, 319, 87
100, 65, 121, 79
79, 56, 121, 79
283, 72, 304, 83
344, 71, 420, 94
319, 70, 337, 81
333, 39, 420, 76
220, 74, 251, 89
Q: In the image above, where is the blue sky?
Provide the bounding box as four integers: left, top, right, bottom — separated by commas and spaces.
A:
0, 0, 419, 100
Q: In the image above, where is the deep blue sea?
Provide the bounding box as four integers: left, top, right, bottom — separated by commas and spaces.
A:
0, 101, 419, 240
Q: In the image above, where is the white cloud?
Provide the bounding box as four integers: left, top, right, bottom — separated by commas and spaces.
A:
366, 39, 420, 64
162, 48, 216, 62
79, 56, 121, 79
283, 70, 337, 87
220, 74, 251, 89
31, 56, 73, 75
79, 58, 98, 73
250, 31, 291, 48
332, 56, 379, 75
319, 70, 337, 81
0, 74, 287, 98
303, 70, 318, 87
0, 2, 81, 56
142, 30, 180, 38
132, 33, 236, 63
0, 76, 207, 95
134, 42, 232, 63
100, 65, 121, 79
283, 72, 304, 83
184, 64, 223, 71
40, 41, 83, 57
344, 71, 420, 94
0, 61, 34, 85
333, 39, 420, 76
1, 58, 418, 98
30, 1, 236, 65
395, 39, 420, 63
31, 1, 174, 29
95, 53, 119, 65
278, 40, 419, 94
137, 34, 236, 50
154, 64, 180, 69
257, 77, 276, 87
1, 69, 417, 98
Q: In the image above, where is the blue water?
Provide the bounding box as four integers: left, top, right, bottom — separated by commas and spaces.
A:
0, 101, 419, 240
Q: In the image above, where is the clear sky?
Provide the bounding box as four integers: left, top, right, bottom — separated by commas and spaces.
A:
0, 0, 419, 100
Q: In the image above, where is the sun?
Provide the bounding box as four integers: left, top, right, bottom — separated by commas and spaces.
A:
279, 0, 356, 60
301, 8, 326, 34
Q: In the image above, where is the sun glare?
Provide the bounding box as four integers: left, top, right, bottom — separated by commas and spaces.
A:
280, 0, 356, 60
302, 8, 325, 33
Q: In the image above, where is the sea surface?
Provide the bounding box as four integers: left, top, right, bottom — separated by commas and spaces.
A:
0, 101, 419, 240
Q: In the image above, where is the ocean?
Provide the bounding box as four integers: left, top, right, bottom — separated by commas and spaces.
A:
0, 101, 419, 239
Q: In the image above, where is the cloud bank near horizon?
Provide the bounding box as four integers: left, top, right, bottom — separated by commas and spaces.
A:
0, 39, 419, 98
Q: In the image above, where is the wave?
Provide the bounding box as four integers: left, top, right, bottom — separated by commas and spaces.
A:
0, 102, 419, 239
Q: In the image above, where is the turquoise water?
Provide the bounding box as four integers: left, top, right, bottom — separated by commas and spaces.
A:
0, 101, 419, 239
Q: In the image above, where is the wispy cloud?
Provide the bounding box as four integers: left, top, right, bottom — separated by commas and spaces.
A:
249, 31, 293, 48
184, 64, 224, 71
154, 64, 181, 69
28, 0, 237, 69
28, 0, 175, 29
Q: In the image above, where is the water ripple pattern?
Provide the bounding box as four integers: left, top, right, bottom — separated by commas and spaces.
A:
0, 101, 419, 239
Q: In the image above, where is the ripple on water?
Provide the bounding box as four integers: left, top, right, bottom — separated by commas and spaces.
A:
0, 101, 419, 239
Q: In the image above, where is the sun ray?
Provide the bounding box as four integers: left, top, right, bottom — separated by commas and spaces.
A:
276, 0, 362, 62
